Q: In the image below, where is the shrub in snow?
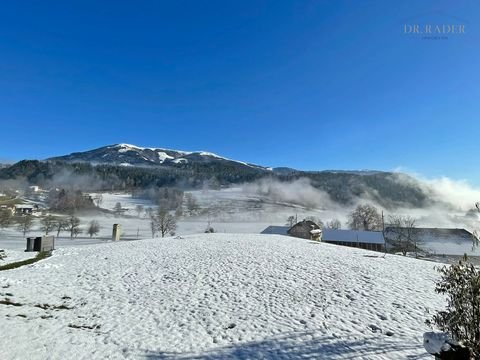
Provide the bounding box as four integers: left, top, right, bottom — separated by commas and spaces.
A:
426, 257, 479, 358
423, 332, 471, 359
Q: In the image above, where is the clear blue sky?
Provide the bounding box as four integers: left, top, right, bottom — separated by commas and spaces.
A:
1, 1, 479, 181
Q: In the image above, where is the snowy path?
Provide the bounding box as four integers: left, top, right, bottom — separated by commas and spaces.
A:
0, 234, 443, 359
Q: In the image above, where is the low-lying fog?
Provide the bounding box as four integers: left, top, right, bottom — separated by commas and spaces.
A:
2, 172, 480, 256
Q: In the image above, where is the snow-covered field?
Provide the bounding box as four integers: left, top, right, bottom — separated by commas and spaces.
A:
2, 189, 480, 259
0, 234, 443, 359
0, 249, 37, 266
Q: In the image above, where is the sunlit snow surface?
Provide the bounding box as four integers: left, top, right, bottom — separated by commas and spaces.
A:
0, 234, 443, 359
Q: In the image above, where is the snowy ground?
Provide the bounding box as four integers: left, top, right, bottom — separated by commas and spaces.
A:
2, 188, 478, 258
0, 249, 37, 266
0, 234, 443, 359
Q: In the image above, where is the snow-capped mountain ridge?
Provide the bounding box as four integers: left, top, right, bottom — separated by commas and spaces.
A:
48, 143, 268, 170
114, 143, 227, 159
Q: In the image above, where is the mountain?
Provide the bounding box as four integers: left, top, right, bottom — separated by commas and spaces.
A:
0, 143, 435, 209
48, 143, 269, 171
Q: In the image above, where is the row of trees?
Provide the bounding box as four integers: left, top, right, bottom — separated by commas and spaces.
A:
114, 193, 200, 220
0, 210, 100, 239
47, 189, 95, 212
348, 204, 421, 256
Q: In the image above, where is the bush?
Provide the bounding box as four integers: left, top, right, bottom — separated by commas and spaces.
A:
427, 257, 480, 357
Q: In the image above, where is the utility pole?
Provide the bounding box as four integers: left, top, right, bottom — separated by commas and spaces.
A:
381, 211, 387, 257
381, 211, 385, 232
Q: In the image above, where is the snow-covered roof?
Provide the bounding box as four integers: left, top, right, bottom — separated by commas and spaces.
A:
14, 204, 34, 209
261, 226, 289, 235
288, 220, 321, 232
385, 227, 472, 242
322, 229, 385, 244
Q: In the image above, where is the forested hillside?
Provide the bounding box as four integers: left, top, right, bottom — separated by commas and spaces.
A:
0, 159, 432, 209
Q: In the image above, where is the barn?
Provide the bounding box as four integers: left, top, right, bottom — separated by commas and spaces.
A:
384, 227, 475, 256
14, 204, 38, 215
322, 229, 385, 252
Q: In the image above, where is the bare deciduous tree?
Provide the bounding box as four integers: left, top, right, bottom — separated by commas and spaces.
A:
175, 206, 183, 218
16, 215, 34, 237
55, 218, 68, 238
348, 204, 382, 231
151, 208, 177, 238
73, 227, 82, 238
113, 202, 123, 217
286, 215, 296, 227
150, 214, 157, 238
385, 215, 420, 256
135, 204, 144, 218
325, 218, 342, 230
146, 207, 154, 219
0, 209, 13, 232
87, 220, 100, 238
40, 215, 56, 235
185, 193, 199, 213
157, 208, 177, 238
66, 215, 81, 239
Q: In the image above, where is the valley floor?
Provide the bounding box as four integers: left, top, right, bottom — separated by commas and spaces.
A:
0, 234, 443, 359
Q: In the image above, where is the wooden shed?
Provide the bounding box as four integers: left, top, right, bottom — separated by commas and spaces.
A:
26, 236, 55, 252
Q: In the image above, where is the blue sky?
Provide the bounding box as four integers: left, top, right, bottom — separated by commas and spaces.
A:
1, 1, 479, 181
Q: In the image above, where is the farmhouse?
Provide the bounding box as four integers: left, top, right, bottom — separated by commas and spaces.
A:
261, 222, 383, 251
287, 220, 321, 240
322, 229, 385, 252
14, 204, 38, 215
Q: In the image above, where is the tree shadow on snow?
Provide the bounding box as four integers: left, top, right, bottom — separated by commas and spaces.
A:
143, 331, 431, 359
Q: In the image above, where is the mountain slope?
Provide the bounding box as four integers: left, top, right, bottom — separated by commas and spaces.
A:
0, 144, 435, 208
48, 143, 269, 171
